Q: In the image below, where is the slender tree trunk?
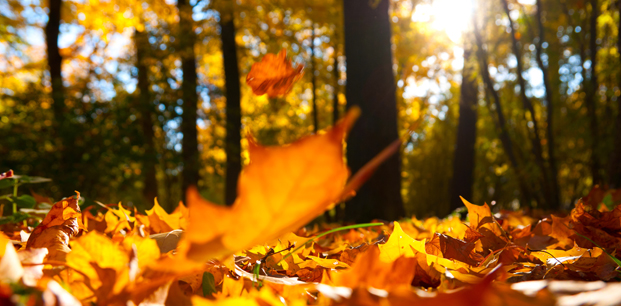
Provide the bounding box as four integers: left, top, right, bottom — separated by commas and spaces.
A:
220, 6, 242, 206
501, 0, 551, 209
586, 0, 602, 184
449, 40, 477, 214
609, 0, 621, 188
178, 0, 200, 204
332, 49, 340, 125
135, 29, 159, 207
474, 18, 534, 206
343, 0, 405, 222
46, 0, 70, 195
311, 24, 318, 133
534, 0, 560, 209
564, 4, 596, 187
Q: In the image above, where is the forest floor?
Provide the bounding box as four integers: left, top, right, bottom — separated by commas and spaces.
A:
1, 179, 621, 305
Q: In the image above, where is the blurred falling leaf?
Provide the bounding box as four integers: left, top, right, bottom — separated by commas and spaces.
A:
163, 108, 359, 270
246, 49, 304, 98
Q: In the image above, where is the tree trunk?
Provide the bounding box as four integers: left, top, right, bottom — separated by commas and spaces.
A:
135, 29, 159, 207
220, 6, 242, 206
474, 18, 534, 206
46, 0, 70, 195
610, 0, 621, 187
311, 25, 318, 133
501, 0, 551, 209
586, 0, 601, 184
178, 0, 199, 205
448, 41, 477, 214
343, 0, 405, 222
332, 49, 340, 125
534, 0, 560, 209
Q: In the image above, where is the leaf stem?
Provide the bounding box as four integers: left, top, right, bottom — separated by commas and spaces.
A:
574, 231, 621, 269
277, 222, 383, 264
12, 179, 18, 214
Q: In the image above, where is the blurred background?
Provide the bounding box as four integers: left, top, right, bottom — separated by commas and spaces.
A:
1, 0, 620, 219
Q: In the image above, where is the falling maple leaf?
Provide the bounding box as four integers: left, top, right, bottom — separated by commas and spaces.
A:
246, 49, 304, 98
160, 108, 359, 270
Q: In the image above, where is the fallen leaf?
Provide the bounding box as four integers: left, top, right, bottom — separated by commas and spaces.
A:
0, 233, 23, 283
146, 198, 184, 234
26, 192, 82, 261
330, 245, 416, 291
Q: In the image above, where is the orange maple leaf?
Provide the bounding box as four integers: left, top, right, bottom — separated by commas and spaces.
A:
246, 49, 304, 98
26, 192, 82, 261
155, 108, 359, 271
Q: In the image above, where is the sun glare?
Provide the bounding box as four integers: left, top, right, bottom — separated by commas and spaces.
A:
411, 0, 475, 43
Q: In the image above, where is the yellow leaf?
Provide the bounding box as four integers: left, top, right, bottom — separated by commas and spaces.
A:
378, 221, 426, 262
306, 256, 350, 269
121, 235, 160, 271
66, 232, 128, 291
146, 198, 183, 233
0, 234, 23, 283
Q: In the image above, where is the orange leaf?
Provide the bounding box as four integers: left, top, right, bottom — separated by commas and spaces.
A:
246, 49, 304, 98
146, 198, 184, 233
162, 108, 359, 270
461, 197, 509, 253
26, 192, 82, 261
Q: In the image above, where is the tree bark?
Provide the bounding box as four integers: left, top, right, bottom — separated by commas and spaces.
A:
220, 6, 242, 206
610, 0, 621, 187
46, 0, 71, 195
448, 40, 477, 213
501, 0, 551, 209
311, 25, 318, 133
178, 0, 200, 205
586, 0, 601, 184
343, 0, 405, 222
135, 29, 159, 207
332, 49, 340, 125
474, 18, 534, 206
534, 0, 560, 209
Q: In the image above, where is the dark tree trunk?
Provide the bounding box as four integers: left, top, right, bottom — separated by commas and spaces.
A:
332, 49, 340, 125
178, 0, 199, 204
586, 0, 601, 184
343, 0, 405, 222
47, 0, 63, 126
311, 25, 318, 133
534, 0, 560, 209
220, 7, 242, 206
135, 29, 159, 207
449, 41, 477, 214
501, 0, 551, 209
46, 0, 71, 195
474, 18, 534, 206
609, 0, 621, 188
562, 2, 598, 187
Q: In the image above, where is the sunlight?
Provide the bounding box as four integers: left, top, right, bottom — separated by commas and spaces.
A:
412, 0, 475, 43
